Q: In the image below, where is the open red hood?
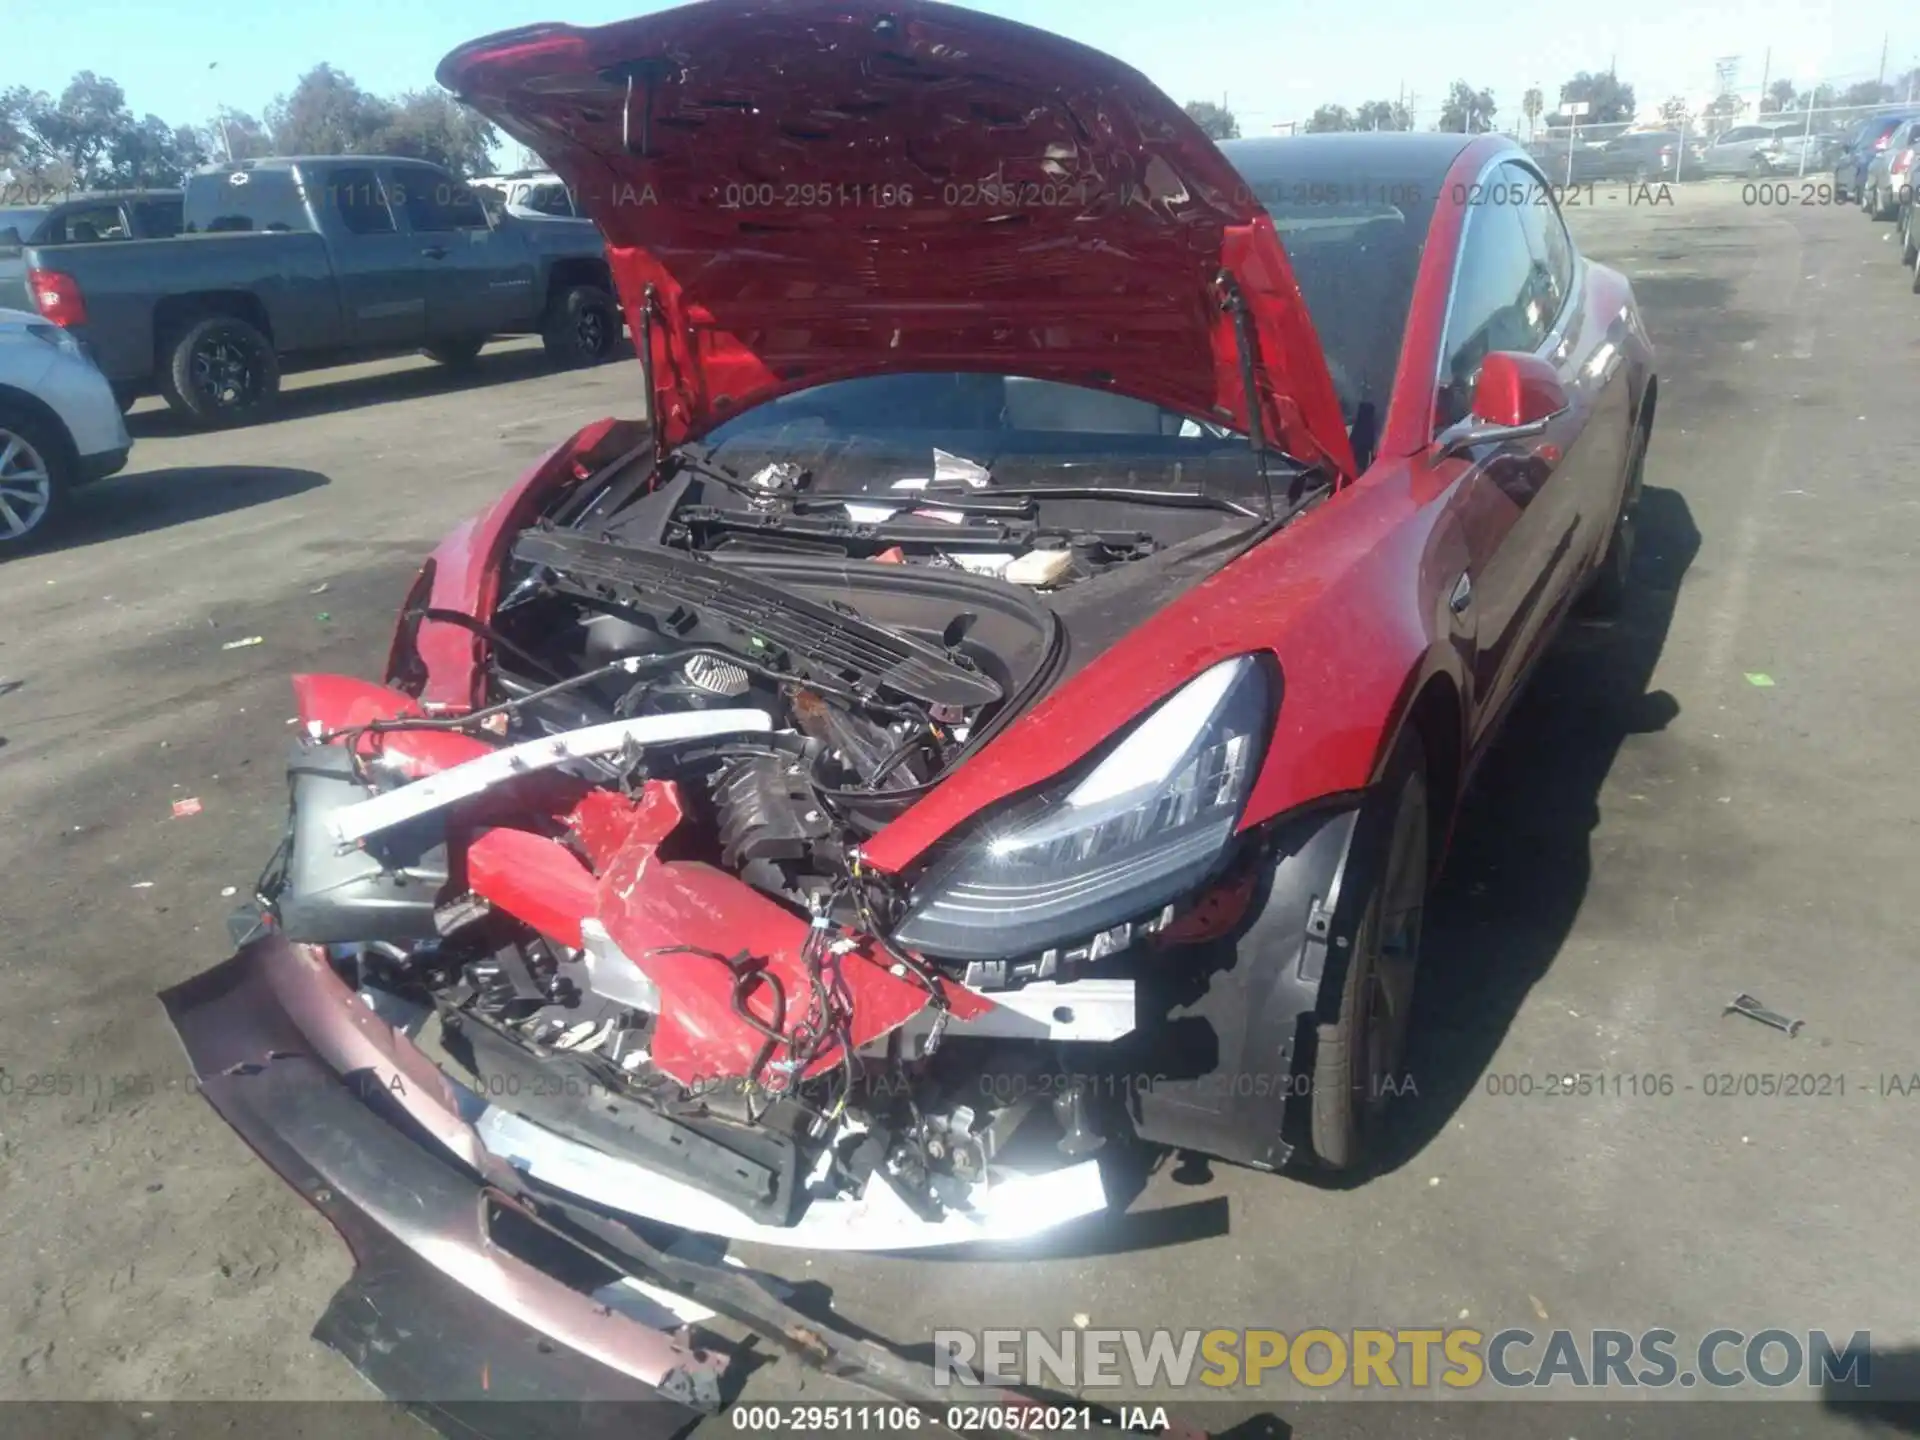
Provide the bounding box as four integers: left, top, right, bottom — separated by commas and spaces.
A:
439, 0, 1356, 481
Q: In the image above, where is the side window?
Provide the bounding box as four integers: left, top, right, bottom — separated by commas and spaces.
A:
400, 171, 489, 232
1504, 162, 1575, 324
55, 204, 128, 242
326, 167, 396, 235
1435, 192, 1547, 430
132, 198, 183, 237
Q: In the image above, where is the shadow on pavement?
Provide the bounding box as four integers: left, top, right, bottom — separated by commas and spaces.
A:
48, 465, 330, 553
126, 340, 633, 437
1360, 481, 1702, 1177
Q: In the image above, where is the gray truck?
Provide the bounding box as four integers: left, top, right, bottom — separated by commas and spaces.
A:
0, 157, 621, 427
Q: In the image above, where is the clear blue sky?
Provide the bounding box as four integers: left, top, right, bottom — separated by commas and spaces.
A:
3, 0, 1912, 145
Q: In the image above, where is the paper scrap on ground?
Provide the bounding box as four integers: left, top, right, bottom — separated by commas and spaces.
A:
1744, 672, 1776, 688
171, 797, 203, 818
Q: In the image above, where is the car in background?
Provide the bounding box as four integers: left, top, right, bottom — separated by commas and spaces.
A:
1694, 121, 1817, 177
1834, 111, 1920, 199
0, 190, 183, 313
1861, 118, 1920, 219
1593, 129, 1704, 181
0, 306, 132, 553
15, 157, 620, 427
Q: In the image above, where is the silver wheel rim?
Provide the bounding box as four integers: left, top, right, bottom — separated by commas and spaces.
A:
0, 428, 53, 541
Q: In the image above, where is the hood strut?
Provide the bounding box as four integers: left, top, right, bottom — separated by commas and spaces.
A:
1216, 271, 1278, 522
637, 283, 665, 466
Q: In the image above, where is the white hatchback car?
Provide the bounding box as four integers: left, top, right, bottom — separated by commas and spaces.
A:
0, 305, 132, 552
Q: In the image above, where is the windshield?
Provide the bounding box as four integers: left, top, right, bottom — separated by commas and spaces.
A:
702, 372, 1260, 492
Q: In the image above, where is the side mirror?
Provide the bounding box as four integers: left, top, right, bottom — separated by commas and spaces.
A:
1434, 351, 1570, 461
0, 227, 22, 260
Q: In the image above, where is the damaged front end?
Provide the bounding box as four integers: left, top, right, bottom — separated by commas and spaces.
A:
214, 420, 1281, 1250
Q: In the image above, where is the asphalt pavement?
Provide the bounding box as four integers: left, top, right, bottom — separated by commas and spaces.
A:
1, 180, 1917, 1436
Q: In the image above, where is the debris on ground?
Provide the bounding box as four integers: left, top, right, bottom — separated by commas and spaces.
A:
131, 881, 155, 890
315, 613, 331, 622
1744, 672, 1775, 687
171, 797, 203, 818
220, 636, 265, 651
310, 582, 330, 595
1725, 992, 1804, 1037
220, 886, 238, 898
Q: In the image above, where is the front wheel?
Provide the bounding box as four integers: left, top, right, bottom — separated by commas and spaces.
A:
160, 315, 280, 429
1902, 212, 1918, 267
541, 285, 621, 368
1309, 730, 1430, 1171
1747, 155, 1770, 179
1910, 242, 1920, 294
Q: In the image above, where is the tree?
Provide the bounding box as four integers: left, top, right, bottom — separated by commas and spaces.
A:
1701, 93, 1744, 136
1439, 81, 1496, 134
1182, 100, 1239, 140
366, 90, 498, 175
266, 64, 395, 156
101, 114, 208, 188
1841, 81, 1892, 108
1658, 95, 1690, 124
202, 108, 274, 164
1522, 87, 1544, 139
1559, 71, 1636, 126
1305, 104, 1355, 133
1354, 99, 1413, 131
1761, 79, 1797, 114
30, 72, 136, 189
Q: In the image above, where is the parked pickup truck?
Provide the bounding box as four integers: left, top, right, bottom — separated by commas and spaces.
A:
0, 156, 622, 427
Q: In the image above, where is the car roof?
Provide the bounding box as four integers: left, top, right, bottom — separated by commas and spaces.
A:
1220, 132, 1476, 193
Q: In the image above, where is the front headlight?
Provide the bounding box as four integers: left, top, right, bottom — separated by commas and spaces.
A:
892, 655, 1271, 961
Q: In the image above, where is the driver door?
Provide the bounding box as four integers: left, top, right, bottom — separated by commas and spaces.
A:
1425, 165, 1586, 749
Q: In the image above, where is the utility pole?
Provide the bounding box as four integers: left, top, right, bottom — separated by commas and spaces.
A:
1878, 34, 1889, 89
1758, 48, 1770, 108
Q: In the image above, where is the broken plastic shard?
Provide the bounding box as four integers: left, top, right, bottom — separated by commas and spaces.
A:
171, 797, 203, 818
1744, 672, 1776, 688
220, 636, 265, 650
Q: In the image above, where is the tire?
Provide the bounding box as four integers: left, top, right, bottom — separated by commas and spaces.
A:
1903, 212, 1918, 268
1911, 242, 1920, 295
1747, 155, 1769, 179
1581, 421, 1648, 620
422, 336, 486, 368
0, 405, 74, 555
1632, 163, 1651, 184
1309, 729, 1430, 1172
541, 284, 620, 368
159, 315, 280, 429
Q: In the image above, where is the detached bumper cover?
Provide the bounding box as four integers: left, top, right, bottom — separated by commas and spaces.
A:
160, 941, 722, 1433
159, 937, 1160, 1438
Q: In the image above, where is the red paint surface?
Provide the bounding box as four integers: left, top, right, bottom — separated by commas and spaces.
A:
439, 0, 1354, 479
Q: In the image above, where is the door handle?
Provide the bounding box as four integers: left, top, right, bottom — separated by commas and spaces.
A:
420, 246, 448, 260
1449, 573, 1473, 615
